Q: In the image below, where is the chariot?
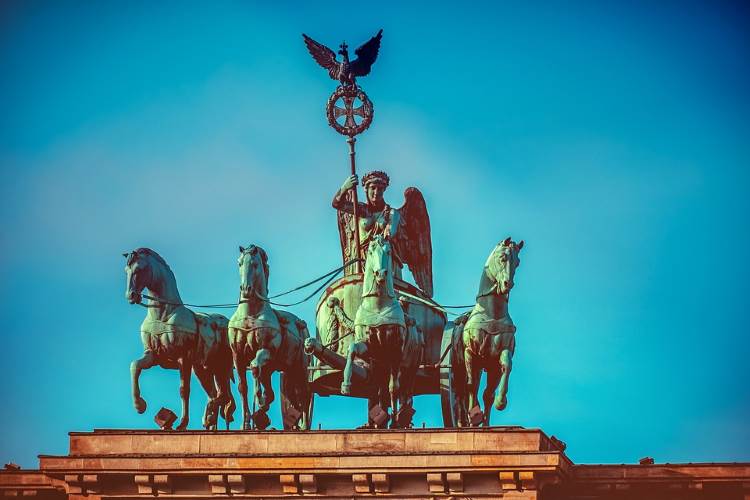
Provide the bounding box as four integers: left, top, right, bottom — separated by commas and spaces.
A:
304, 273, 463, 427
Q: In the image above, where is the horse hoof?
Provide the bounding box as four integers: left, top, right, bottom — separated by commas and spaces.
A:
340, 383, 352, 395
134, 397, 147, 414
176, 421, 188, 431
494, 397, 507, 411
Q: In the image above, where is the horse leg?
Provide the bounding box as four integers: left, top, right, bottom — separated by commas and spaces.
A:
464, 347, 480, 417
130, 351, 155, 414
260, 370, 274, 413
194, 365, 218, 430
215, 369, 235, 430
175, 357, 191, 430
494, 349, 513, 410
293, 368, 311, 431
399, 360, 418, 428
206, 347, 234, 430
251, 348, 274, 411
389, 362, 401, 428
341, 342, 367, 395
234, 352, 251, 430
375, 363, 391, 429
483, 366, 501, 426
301, 379, 312, 431
388, 370, 399, 429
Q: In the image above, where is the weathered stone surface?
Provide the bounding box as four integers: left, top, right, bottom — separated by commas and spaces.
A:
3, 428, 747, 499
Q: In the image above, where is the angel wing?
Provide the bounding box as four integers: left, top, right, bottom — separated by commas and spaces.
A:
395, 187, 433, 297
349, 29, 383, 77
302, 34, 339, 81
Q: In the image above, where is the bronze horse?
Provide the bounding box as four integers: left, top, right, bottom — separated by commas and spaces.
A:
124, 248, 235, 430
228, 244, 312, 430
451, 238, 523, 426
341, 235, 409, 428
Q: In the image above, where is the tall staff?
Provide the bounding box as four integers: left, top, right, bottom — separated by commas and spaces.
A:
326, 85, 374, 273
302, 30, 383, 273
346, 136, 361, 271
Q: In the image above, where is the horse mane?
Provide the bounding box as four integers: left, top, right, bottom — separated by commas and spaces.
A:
241, 244, 270, 283
484, 242, 503, 269
133, 247, 172, 272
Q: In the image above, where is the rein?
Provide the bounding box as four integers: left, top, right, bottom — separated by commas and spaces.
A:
136, 259, 360, 310
395, 290, 473, 316
253, 259, 361, 307
313, 328, 356, 353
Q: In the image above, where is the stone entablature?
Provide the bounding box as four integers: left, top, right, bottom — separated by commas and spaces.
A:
1, 428, 748, 499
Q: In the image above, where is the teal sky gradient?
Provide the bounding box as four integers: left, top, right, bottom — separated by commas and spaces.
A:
1, 1, 748, 467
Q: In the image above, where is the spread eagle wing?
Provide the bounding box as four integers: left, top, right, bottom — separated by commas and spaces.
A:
396, 187, 433, 297
302, 34, 339, 81
349, 29, 383, 77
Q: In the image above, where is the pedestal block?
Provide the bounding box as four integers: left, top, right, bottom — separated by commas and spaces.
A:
35, 427, 569, 499
3, 427, 749, 499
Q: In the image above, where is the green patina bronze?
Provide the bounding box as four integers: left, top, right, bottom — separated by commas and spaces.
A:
123, 248, 235, 431
120, 30, 528, 431
333, 172, 433, 296
228, 245, 312, 430
449, 238, 524, 427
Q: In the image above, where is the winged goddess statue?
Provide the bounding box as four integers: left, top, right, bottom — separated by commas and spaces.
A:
302, 29, 383, 88
332, 170, 434, 297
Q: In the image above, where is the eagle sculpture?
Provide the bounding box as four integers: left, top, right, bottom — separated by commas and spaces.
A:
302, 29, 383, 87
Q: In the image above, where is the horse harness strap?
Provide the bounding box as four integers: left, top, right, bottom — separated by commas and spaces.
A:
141, 317, 196, 337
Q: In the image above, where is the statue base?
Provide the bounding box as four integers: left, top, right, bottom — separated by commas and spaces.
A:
2, 427, 749, 499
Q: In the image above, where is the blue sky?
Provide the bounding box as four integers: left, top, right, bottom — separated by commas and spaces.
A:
1, 1, 748, 467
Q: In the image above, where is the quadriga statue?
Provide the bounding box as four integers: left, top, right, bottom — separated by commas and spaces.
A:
228, 245, 312, 430
450, 238, 524, 426
123, 248, 235, 430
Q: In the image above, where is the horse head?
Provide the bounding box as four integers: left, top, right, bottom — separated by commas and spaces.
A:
363, 235, 395, 298
483, 237, 524, 297
238, 244, 269, 300
123, 248, 157, 304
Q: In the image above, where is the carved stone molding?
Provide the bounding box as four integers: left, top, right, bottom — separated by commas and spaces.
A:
351, 473, 389, 494
279, 474, 298, 494
134, 474, 171, 496
446, 472, 464, 493
352, 473, 371, 493
426, 472, 464, 493
279, 473, 317, 494
298, 474, 317, 494
209, 474, 246, 495
371, 473, 390, 493
426, 472, 445, 493
7, 429, 744, 499
63, 474, 98, 495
